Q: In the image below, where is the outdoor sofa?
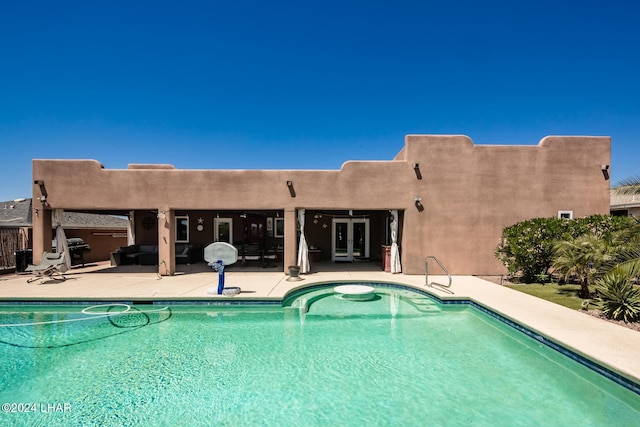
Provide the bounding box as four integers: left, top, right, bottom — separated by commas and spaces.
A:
112, 244, 201, 266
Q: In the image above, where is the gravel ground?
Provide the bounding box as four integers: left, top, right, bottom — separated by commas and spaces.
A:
584, 309, 640, 332
477, 275, 640, 333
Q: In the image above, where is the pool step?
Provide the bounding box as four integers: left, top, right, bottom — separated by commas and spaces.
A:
409, 298, 442, 313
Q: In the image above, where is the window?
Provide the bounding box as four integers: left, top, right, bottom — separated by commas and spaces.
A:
611, 210, 628, 217
175, 216, 189, 242
558, 211, 573, 220
274, 218, 285, 238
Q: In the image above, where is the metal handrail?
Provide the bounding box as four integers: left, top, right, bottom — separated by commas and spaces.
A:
425, 256, 452, 288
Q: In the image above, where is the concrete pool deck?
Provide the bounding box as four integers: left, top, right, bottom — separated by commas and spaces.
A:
1, 261, 640, 389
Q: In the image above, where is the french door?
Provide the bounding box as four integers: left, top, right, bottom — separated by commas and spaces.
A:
332, 218, 370, 261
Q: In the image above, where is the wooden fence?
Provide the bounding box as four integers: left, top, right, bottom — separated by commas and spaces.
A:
0, 228, 28, 271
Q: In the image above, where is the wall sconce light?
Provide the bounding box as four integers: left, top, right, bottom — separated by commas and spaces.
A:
34, 180, 48, 201
157, 211, 166, 219
601, 164, 610, 180
414, 196, 424, 212
287, 181, 296, 198
413, 163, 422, 180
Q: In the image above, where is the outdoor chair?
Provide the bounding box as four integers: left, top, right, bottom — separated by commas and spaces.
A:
25, 251, 69, 283
238, 244, 262, 266
263, 248, 278, 268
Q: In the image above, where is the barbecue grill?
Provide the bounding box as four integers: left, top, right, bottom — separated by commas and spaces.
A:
53, 238, 91, 266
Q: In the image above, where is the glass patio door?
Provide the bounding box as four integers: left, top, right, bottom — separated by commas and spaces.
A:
332, 218, 369, 261
214, 218, 233, 244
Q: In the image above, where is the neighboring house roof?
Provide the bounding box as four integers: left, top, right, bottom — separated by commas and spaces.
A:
0, 198, 32, 227
610, 189, 640, 210
0, 198, 127, 229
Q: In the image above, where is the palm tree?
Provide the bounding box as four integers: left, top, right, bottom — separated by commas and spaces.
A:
614, 176, 640, 195
552, 234, 613, 298
595, 177, 640, 320
609, 177, 640, 280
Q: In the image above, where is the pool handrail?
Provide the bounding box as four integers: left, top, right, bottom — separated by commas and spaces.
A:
425, 256, 452, 289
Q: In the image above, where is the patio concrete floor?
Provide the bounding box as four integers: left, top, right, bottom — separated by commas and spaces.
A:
1, 261, 640, 390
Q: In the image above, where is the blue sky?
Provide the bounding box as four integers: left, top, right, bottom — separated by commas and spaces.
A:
1, 0, 639, 202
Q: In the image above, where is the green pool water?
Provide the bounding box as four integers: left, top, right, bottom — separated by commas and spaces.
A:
0, 286, 639, 426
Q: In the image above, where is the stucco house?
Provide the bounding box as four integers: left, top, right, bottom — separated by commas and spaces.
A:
610, 190, 640, 218
30, 135, 611, 276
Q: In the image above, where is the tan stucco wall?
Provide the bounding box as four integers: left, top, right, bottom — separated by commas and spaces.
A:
403, 135, 610, 274
63, 229, 127, 263
32, 135, 611, 275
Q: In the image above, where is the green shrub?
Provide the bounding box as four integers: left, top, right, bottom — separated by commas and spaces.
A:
496, 217, 572, 282
496, 215, 634, 283
596, 272, 640, 322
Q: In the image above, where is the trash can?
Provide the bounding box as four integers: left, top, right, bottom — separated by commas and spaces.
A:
14, 249, 33, 273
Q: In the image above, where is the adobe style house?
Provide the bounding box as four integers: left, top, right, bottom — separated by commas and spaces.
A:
30, 135, 611, 276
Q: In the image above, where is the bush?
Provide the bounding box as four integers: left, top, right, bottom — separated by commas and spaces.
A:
495, 217, 572, 282
496, 215, 635, 283
571, 214, 637, 242
596, 272, 640, 322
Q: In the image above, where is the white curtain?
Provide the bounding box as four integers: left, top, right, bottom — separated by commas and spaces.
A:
297, 209, 310, 274
390, 210, 401, 273
53, 209, 71, 272
127, 210, 135, 246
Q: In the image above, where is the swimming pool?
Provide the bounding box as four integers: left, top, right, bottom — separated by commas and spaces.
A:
1, 284, 639, 426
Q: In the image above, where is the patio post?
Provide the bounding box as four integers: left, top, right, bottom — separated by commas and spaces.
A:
283, 208, 297, 274
158, 208, 175, 276
31, 199, 52, 265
